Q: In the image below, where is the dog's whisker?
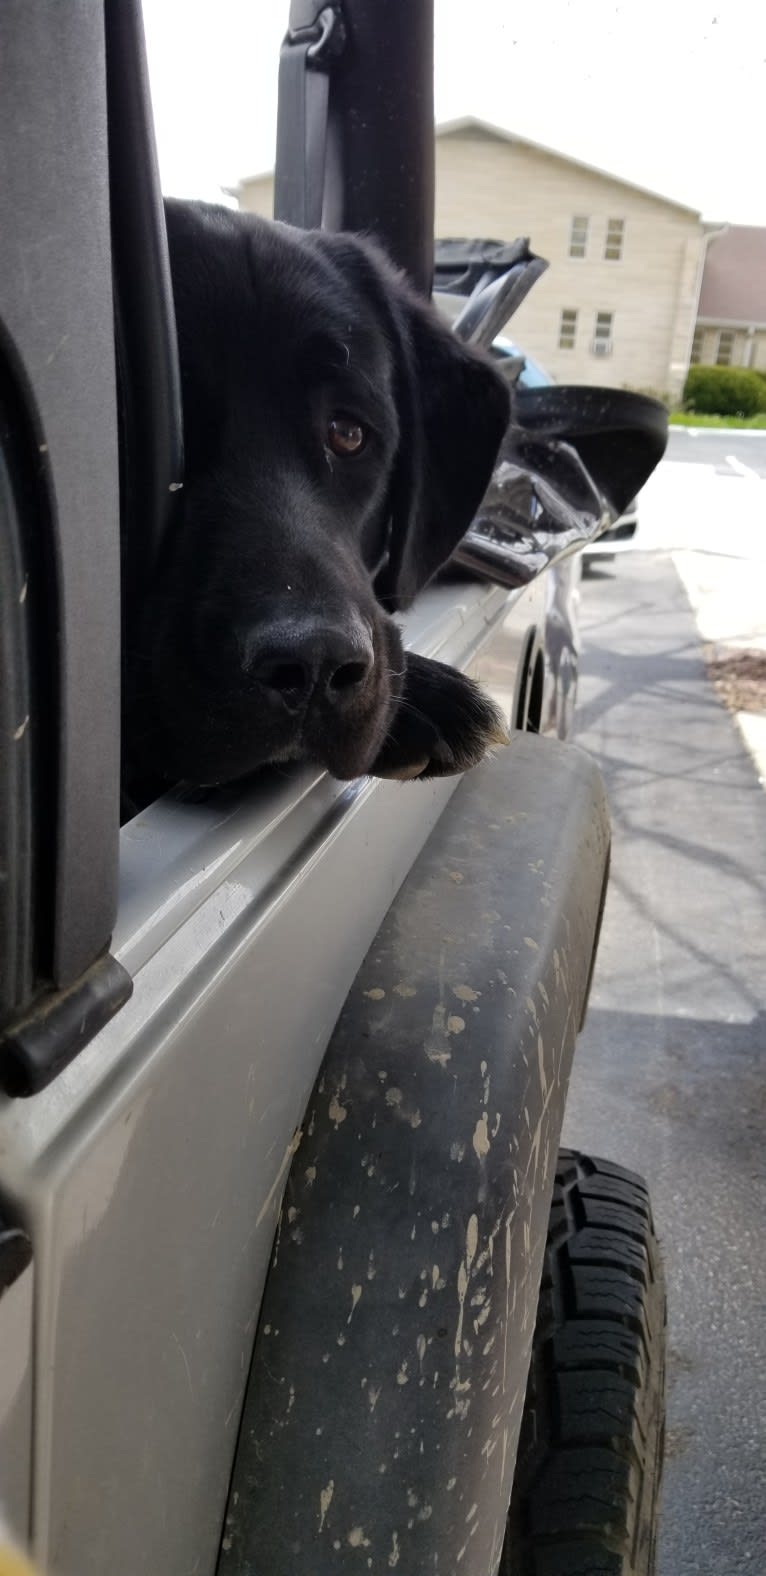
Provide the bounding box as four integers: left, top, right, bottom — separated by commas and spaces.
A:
389, 697, 427, 723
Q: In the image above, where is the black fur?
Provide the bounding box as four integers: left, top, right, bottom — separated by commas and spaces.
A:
123, 201, 510, 794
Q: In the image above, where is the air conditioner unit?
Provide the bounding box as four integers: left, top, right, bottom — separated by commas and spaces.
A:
592, 339, 612, 356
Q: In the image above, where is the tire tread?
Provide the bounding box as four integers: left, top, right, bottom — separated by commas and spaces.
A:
501, 1150, 666, 1576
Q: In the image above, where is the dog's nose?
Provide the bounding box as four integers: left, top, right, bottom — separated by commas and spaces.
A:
243, 622, 374, 712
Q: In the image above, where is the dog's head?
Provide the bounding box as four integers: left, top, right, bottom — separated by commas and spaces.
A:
125, 201, 509, 788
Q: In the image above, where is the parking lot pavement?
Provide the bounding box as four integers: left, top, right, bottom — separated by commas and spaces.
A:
564, 553, 766, 1576
637, 452, 766, 567
613, 453, 766, 784
666, 427, 766, 478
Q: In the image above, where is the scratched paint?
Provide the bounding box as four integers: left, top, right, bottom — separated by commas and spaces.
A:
255, 1129, 303, 1227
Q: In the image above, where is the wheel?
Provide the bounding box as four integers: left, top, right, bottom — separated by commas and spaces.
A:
501, 1151, 666, 1576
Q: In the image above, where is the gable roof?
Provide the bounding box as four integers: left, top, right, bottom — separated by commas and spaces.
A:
697, 225, 766, 325
435, 117, 702, 218
235, 115, 704, 221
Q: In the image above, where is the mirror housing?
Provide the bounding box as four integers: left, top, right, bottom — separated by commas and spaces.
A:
452, 387, 668, 589
514, 386, 668, 520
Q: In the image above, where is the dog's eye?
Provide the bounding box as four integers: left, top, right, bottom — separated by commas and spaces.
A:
327, 415, 367, 456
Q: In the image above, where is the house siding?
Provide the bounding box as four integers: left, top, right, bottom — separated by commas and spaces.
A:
694, 324, 766, 372
435, 128, 705, 400
237, 124, 707, 402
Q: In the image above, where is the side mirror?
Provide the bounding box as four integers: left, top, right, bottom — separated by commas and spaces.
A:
452, 387, 668, 589
514, 386, 668, 520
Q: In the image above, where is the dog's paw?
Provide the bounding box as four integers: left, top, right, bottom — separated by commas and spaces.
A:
370, 653, 510, 781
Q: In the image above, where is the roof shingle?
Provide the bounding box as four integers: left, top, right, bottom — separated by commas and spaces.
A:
698, 226, 766, 324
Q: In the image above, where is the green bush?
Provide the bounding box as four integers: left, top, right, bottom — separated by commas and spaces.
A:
684, 364, 766, 417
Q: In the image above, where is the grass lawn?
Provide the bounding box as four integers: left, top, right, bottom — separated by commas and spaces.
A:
669, 411, 766, 429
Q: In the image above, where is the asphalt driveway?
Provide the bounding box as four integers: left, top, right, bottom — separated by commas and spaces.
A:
563, 553, 766, 1574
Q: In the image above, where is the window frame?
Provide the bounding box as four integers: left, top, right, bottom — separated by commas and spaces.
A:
0, 3, 126, 1087
569, 215, 589, 259
559, 308, 578, 350
605, 217, 625, 261
592, 311, 615, 356
716, 329, 736, 367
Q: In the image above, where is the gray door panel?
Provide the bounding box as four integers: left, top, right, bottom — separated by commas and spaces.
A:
0, 1263, 33, 1548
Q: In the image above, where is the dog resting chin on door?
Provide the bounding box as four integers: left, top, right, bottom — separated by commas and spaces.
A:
123, 200, 511, 795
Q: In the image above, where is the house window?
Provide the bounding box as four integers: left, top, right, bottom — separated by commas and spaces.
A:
559, 309, 578, 349
716, 330, 736, 366
605, 218, 625, 260
690, 327, 705, 365
592, 312, 614, 356
569, 215, 589, 258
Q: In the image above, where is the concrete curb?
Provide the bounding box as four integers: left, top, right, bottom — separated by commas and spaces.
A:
669, 426, 766, 438
671, 549, 766, 789
736, 711, 766, 788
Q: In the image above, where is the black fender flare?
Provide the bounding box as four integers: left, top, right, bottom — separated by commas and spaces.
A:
219, 734, 610, 1576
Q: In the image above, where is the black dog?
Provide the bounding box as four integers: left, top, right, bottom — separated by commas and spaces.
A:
123, 201, 510, 795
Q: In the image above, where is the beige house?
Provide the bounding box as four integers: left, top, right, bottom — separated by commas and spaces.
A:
691, 226, 766, 372
432, 120, 710, 402
235, 117, 712, 402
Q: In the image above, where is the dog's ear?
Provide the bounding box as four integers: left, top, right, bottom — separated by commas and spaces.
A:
376, 286, 511, 609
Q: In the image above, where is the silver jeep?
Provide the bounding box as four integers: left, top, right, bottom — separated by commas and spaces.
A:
0, 4, 667, 1573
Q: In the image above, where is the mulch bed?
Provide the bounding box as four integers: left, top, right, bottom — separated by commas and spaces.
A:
705, 647, 766, 715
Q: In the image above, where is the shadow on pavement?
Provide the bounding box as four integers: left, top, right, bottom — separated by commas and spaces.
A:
565, 553, 766, 1576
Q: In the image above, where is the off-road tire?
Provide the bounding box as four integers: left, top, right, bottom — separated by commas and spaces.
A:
501, 1150, 666, 1576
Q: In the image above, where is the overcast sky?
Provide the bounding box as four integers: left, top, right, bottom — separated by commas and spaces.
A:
143, 0, 765, 224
